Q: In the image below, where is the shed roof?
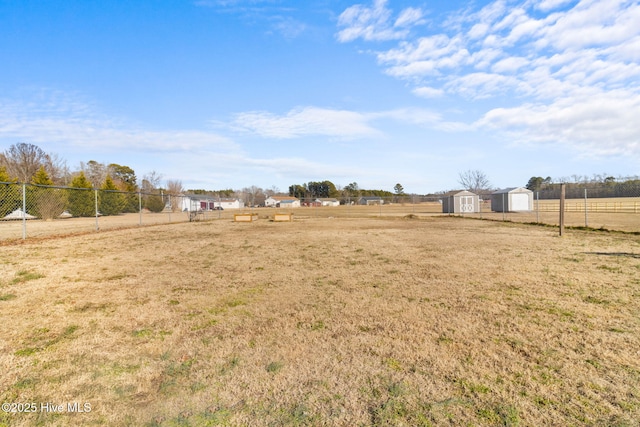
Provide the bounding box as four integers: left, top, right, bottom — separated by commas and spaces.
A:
442, 190, 478, 196
268, 196, 299, 201
492, 187, 532, 194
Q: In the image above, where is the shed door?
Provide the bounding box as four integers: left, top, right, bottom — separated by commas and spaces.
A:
459, 196, 475, 213
510, 193, 529, 211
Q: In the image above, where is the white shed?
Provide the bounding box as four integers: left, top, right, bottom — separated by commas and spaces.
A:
265, 196, 301, 208
315, 198, 340, 207
441, 190, 480, 213
215, 198, 244, 210
491, 187, 533, 212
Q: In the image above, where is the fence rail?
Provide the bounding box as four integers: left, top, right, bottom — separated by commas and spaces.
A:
1, 182, 639, 240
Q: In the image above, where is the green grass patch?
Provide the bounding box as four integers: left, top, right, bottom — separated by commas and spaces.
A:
266, 361, 283, 373
132, 328, 154, 338
14, 324, 79, 356
10, 270, 44, 285
583, 295, 610, 305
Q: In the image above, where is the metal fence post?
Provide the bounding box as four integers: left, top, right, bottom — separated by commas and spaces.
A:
22, 183, 27, 240
536, 191, 539, 223
95, 189, 99, 231
139, 191, 142, 226
167, 194, 171, 223
502, 193, 506, 221
584, 188, 588, 228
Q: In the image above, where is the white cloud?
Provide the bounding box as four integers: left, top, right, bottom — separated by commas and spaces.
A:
491, 56, 529, 73
477, 90, 640, 156
229, 106, 467, 139
230, 106, 381, 139
394, 7, 425, 28
268, 16, 307, 39
337, 0, 640, 158
336, 0, 424, 42
0, 92, 237, 154
535, 0, 575, 12
412, 86, 444, 98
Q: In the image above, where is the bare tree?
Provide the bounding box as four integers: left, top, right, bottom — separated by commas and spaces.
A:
243, 185, 265, 207
165, 179, 185, 212
1, 143, 51, 182
80, 160, 108, 188
47, 153, 71, 185
458, 170, 492, 195
264, 185, 279, 197
141, 170, 163, 192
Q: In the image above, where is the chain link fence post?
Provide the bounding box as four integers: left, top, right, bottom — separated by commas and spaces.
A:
22, 183, 27, 240
95, 189, 99, 231
584, 188, 588, 228
138, 191, 142, 226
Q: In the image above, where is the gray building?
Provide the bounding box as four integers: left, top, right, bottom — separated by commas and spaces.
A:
359, 197, 384, 205
441, 190, 480, 213
491, 187, 534, 212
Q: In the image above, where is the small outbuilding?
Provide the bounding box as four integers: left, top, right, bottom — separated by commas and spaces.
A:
441, 190, 480, 214
216, 198, 244, 210
359, 196, 384, 205
315, 198, 340, 207
491, 187, 534, 212
265, 196, 300, 208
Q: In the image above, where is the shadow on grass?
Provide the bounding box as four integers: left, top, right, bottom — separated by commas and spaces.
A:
584, 252, 640, 259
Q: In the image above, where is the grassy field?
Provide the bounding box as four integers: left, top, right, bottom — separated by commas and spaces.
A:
2, 197, 639, 242
1, 216, 639, 426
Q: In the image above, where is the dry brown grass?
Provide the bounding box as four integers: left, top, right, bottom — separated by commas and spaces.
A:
2, 197, 639, 242
1, 217, 639, 426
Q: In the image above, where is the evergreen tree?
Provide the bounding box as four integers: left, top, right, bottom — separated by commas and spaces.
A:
144, 194, 165, 213
29, 166, 66, 219
0, 166, 15, 183
0, 166, 20, 217
68, 172, 95, 217
99, 175, 125, 216
109, 164, 138, 212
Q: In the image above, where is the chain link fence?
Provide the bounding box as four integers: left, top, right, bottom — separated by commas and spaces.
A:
2, 182, 639, 240
262, 190, 639, 232
0, 182, 232, 240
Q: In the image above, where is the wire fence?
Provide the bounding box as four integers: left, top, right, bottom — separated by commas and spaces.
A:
1, 182, 639, 240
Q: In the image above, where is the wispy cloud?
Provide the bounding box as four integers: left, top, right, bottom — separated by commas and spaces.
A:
477, 90, 640, 157
228, 106, 382, 139
0, 91, 237, 154
226, 105, 467, 139
337, 0, 640, 158
336, 0, 424, 42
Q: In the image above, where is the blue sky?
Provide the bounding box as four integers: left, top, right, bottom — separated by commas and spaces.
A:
1, 0, 638, 193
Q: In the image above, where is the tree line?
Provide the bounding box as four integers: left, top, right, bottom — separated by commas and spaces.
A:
0, 143, 184, 218
526, 175, 640, 199
288, 180, 399, 200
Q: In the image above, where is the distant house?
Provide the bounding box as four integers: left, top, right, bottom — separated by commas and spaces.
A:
265, 196, 301, 208
441, 190, 480, 213
216, 198, 244, 210
491, 187, 533, 212
181, 195, 216, 211
315, 198, 340, 207
181, 195, 243, 211
359, 196, 384, 205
